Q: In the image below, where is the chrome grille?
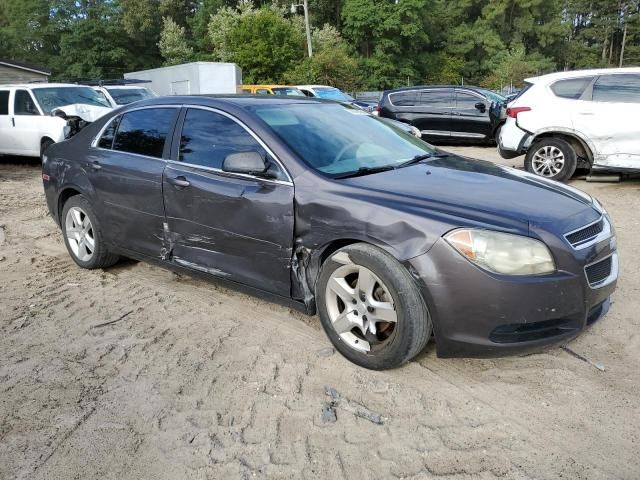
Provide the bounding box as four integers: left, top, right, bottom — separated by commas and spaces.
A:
585, 256, 613, 287
566, 219, 604, 247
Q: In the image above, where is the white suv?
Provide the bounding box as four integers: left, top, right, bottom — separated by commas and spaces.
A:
0, 83, 112, 158
498, 67, 640, 181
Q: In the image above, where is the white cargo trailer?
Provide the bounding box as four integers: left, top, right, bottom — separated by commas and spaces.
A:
124, 62, 242, 96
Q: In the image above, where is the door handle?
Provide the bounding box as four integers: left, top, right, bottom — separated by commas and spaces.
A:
167, 176, 190, 188
89, 160, 101, 170
11, 117, 15, 127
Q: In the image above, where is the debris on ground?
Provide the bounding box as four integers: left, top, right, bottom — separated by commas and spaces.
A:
316, 347, 335, 357
324, 385, 385, 425
561, 345, 605, 372
320, 402, 337, 423
92, 310, 134, 329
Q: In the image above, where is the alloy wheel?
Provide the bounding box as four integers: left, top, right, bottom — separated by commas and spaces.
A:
325, 263, 398, 353
532, 145, 565, 177
65, 206, 95, 262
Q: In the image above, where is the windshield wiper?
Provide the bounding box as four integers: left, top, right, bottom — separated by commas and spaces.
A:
333, 165, 397, 179
395, 152, 450, 169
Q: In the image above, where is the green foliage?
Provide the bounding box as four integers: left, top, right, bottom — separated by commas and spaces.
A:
0, 0, 638, 89
159, 17, 194, 65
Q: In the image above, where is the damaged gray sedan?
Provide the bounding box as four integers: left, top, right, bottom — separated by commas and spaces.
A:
42, 96, 618, 369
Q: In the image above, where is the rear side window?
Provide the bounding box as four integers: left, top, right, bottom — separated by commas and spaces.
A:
0, 91, 8, 115
550, 77, 594, 99
178, 108, 287, 181
593, 74, 640, 103
113, 108, 175, 158
97, 116, 120, 149
389, 91, 418, 106
418, 90, 453, 108
14, 90, 40, 115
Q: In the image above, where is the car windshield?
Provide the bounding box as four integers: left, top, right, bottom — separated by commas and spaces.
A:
272, 87, 305, 96
251, 103, 436, 177
31, 87, 110, 113
477, 88, 506, 104
313, 87, 354, 102
106, 87, 156, 105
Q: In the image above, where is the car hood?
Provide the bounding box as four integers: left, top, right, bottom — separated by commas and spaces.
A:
344, 155, 600, 235
51, 103, 112, 122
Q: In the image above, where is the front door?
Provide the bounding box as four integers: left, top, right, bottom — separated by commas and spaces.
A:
450, 89, 492, 140
162, 107, 295, 296
87, 106, 179, 257
12, 89, 44, 156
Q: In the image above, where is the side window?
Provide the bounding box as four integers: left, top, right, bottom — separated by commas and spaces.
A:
0, 91, 9, 115
593, 74, 640, 103
179, 108, 287, 181
455, 91, 485, 113
550, 77, 594, 99
256, 89, 270, 95
417, 90, 452, 108
97, 116, 120, 149
113, 108, 175, 158
14, 90, 40, 115
389, 91, 418, 106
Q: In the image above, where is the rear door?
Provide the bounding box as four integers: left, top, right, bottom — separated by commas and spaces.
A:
572, 73, 640, 169
162, 106, 295, 296
450, 89, 492, 140
87, 106, 179, 256
412, 89, 453, 139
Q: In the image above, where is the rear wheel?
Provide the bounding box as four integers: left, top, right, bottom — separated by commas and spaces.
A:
525, 137, 577, 182
316, 243, 432, 370
61, 195, 119, 269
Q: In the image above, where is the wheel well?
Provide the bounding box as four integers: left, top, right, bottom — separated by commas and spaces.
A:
57, 188, 81, 223
319, 239, 364, 266
41, 136, 54, 146
533, 132, 593, 164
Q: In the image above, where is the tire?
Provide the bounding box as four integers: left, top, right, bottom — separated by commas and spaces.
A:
316, 243, 432, 370
40, 138, 54, 160
525, 137, 577, 182
61, 195, 119, 269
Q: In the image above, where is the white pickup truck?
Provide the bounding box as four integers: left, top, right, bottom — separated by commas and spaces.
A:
0, 83, 112, 159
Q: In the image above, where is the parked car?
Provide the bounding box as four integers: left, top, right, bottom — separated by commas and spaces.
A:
0, 83, 112, 158
87, 80, 157, 107
241, 85, 305, 96
42, 96, 617, 369
498, 67, 640, 182
377, 85, 506, 144
296, 84, 373, 110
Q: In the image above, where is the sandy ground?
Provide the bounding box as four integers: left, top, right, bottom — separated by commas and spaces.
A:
1, 148, 639, 480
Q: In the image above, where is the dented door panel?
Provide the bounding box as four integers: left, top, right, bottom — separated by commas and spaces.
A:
162, 163, 295, 296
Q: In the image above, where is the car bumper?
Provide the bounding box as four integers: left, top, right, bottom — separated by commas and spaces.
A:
498, 119, 530, 159
407, 235, 618, 358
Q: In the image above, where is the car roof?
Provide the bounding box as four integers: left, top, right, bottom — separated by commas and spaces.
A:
526, 67, 640, 84
384, 85, 485, 94
296, 85, 338, 89
0, 82, 92, 89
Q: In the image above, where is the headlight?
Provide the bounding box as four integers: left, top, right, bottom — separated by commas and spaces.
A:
445, 229, 555, 275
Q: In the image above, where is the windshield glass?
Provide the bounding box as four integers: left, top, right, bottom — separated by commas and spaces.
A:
313, 87, 354, 102
251, 103, 436, 177
32, 87, 110, 113
477, 88, 506, 104
272, 87, 305, 96
106, 87, 156, 105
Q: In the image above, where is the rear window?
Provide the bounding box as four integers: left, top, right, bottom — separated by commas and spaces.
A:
113, 108, 175, 158
388, 91, 418, 106
0, 91, 8, 115
592, 74, 640, 103
550, 77, 594, 99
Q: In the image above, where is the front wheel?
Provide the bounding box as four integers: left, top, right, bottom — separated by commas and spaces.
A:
525, 137, 577, 182
316, 243, 432, 370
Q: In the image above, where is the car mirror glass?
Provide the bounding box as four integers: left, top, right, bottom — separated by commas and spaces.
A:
474, 102, 486, 112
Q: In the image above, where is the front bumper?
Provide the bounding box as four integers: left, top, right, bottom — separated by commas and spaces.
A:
407, 230, 617, 358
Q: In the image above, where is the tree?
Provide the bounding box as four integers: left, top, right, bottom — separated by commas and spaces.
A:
159, 17, 194, 65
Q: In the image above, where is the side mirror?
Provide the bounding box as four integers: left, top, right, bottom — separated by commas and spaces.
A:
475, 102, 486, 113
222, 151, 268, 176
